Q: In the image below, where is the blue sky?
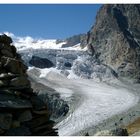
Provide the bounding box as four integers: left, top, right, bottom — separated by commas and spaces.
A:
0, 4, 101, 39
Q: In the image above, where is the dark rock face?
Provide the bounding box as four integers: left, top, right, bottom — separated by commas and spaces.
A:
29, 55, 54, 68
87, 4, 140, 80
0, 34, 58, 136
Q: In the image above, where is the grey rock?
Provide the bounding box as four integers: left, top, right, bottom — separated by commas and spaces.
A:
0, 113, 12, 130
31, 95, 46, 111
10, 76, 30, 88
32, 110, 48, 115
11, 120, 20, 128
18, 110, 32, 122
0, 93, 32, 109
28, 116, 50, 129
0, 128, 5, 134
0, 89, 14, 95
0, 73, 9, 80
0, 43, 4, 50
0, 80, 9, 87
0, 73, 18, 80
0, 43, 16, 56
1, 49, 14, 58
34, 129, 58, 136
1, 56, 27, 74
31, 121, 54, 132
31, 120, 56, 135
5, 126, 31, 136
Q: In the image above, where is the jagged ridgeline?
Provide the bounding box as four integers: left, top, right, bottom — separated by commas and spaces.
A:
0, 34, 58, 136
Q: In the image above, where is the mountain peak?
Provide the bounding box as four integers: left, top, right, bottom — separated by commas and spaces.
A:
87, 4, 140, 81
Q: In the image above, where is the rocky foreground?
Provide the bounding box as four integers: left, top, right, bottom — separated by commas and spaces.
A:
0, 34, 58, 136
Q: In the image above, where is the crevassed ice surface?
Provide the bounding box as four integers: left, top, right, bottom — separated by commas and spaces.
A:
54, 79, 138, 135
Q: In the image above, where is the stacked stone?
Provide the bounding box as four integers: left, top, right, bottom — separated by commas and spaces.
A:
0, 34, 58, 136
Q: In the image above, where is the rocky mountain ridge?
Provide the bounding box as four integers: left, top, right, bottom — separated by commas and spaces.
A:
87, 4, 140, 82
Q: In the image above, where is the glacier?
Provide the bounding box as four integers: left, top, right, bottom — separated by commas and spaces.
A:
7, 32, 140, 136
27, 67, 140, 136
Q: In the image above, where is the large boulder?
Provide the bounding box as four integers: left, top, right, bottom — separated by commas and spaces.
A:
29, 55, 54, 68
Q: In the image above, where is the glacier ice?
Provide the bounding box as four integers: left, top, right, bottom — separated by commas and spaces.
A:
10, 33, 140, 136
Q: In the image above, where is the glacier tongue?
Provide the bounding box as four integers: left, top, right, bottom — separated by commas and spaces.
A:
27, 67, 139, 136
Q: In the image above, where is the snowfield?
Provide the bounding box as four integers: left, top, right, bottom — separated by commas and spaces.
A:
28, 68, 140, 136
2, 32, 86, 51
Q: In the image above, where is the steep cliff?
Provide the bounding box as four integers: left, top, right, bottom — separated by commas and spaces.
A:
0, 34, 58, 136
87, 4, 140, 81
